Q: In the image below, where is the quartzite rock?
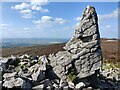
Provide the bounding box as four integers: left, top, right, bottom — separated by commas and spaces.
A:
49, 5, 102, 80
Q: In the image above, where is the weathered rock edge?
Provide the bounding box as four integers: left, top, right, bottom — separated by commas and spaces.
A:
49, 5, 102, 81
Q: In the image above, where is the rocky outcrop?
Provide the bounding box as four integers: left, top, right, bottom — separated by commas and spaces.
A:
49, 5, 102, 81
66, 6, 102, 79
1, 6, 120, 90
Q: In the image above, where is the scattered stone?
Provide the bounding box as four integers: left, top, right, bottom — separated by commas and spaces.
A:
63, 85, 69, 90
59, 79, 68, 88
32, 84, 44, 90
75, 82, 85, 89
68, 81, 75, 89
53, 83, 59, 89
3, 72, 17, 81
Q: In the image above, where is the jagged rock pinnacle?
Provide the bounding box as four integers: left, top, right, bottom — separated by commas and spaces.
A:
49, 5, 102, 80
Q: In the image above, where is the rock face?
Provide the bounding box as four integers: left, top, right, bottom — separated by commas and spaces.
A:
65, 5, 102, 78
49, 5, 102, 80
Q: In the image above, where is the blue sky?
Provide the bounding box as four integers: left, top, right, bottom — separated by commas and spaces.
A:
0, 1, 118, 39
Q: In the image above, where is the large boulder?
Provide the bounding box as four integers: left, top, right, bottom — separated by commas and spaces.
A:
3, 77, 31, 89
31, 64, 45, 82
49, 5, 102, 81
64, 5, 102, 79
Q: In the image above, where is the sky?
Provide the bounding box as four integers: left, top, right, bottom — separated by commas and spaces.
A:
0, 1, 118, 39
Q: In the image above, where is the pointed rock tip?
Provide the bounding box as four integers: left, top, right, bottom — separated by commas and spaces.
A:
84, 5, 95, 14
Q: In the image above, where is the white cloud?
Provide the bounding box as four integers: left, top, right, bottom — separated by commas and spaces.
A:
55, 18, 66, 24
33, 16, 67, 30
11, 3, 30, 10
106, 25, 111, 28
20, 9, 32, 13
33, 16, 66, 25
101, 25, 111, 29
0, 24, 9, 27
11, 0, 49, 19
31, 5, 41, 10
0, 23, 11, 30
24, 27, 30, 30
98, 8, 118, 20
31, 5, 49, 13
20, 9, 32, 19
31, 0, 49, 6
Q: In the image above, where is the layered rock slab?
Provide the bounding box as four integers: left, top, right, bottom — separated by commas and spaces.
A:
49, 6, 102, 80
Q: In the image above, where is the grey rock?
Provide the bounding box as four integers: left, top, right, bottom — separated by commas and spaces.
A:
39, 55, 48, 63
3, 77, 31, 89
19, 54, 30, 59
18, 69, 31, 78
53, 83, 59, 89
43, 79, 53, 89
3, 72, 17, 81
29, 64, 40, 73
49, 51, 73, 80
32, 84, 44, 90
75, 82, 85, 89
8, 65, 15, 70
39, 55, 48, 71
68, 81, 75, 89
10, 55, 16, 60
59, 79, 68, 88
0, 58, 9, 71
31, 65, 45, 82
50, 5, 102, 80
0, 81, 2, 90
33, 79, 53, 90
63, 85, 69, 90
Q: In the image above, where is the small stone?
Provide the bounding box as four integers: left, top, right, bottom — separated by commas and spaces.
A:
53, 83, 59, 88
32, 84, 44, 90
3, 72, 17, 80
75, 82, 85, 89
87, 87, 93, 90
32, 70, 45, 82
68, 81, 75, 89
63, 85, 69, 90
59, 79, 68, 88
